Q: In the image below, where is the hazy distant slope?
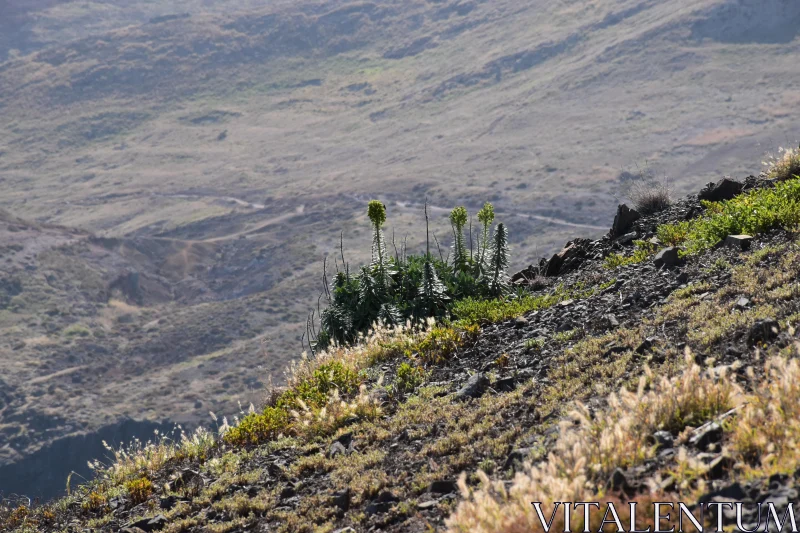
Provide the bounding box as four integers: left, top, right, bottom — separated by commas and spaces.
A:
1, 0, 800, 498
2, 0, 799, 237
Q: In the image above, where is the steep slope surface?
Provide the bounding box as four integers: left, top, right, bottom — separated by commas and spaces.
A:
6, 166, 800, 532
2, 0, 800, 502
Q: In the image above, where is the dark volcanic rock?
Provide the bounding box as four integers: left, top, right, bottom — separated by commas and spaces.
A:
503, 447, 534, 471
699, 177, 743, 202
607, 468, 631, 492
126, 515, 168, 533
724, 234, 753, 250
455, 373, 489, 400
429, 479, 458, 494
747, 318, 780, 346
651, 430, 673, 450
545, 239, 591, 276
331, 489, 350, 513
689, 422, 722, 451
610, 204, 641, 237
653, 247, 680, 267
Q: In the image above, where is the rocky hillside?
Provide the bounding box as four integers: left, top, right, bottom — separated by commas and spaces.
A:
0, 207, 310, 499
3, 149, 800, 532
3, 0, 800, 500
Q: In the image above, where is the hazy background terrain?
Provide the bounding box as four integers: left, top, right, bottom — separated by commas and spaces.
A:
1, 0, 799, 499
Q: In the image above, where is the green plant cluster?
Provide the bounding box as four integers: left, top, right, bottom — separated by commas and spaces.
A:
393, 362, 426, 394
315, 201, 510, 349
275, 361, 362, 410
452, 290, 565, 325
603, 240, 658, 269
225, 361, 361, 446
657, 176, 800, 254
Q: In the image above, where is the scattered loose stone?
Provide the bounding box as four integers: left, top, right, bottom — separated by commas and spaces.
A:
455, 373, 489, 400
698, 482, 747, 504
603, 314, 620, 328
689, 422, 722, 451
614, 232, 637, 244
607, 468, 631, 492
494, 376, 516, 392
429, 479, 458, 494
736, 297, 751, 309
724, 234, 753, 250
417, 500, 438, 510
699, 177, 743, 202
747, 318, 780, 346
126, 515, 168, 533
635, 337, 655, 354
699, 453, 735, 479
503, 447, 534, 471
365, 501, 392, 515
376, 491, 399, 503
610, 204, 641, 237
159, 495, 190, 510
331, 489, 350, 513
652, 430, 673, 450
653, 247, 680, 267
328, 441, 348, 459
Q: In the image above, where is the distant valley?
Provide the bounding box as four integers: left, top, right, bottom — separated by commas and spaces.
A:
1, 0, 799, 499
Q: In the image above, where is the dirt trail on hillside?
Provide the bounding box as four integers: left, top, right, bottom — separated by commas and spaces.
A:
394, 200, 607, 231
150, 193, 306, 243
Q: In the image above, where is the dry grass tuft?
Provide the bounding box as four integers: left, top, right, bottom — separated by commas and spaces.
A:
627, 177, 672, 215
446, 352, 741, 533
764, 145, 800, 181
732, 351, 800, 477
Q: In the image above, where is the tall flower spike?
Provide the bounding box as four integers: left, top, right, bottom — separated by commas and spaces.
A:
450, 206, 469, 273
489, 222, 509, 296
476, 202, 495, 274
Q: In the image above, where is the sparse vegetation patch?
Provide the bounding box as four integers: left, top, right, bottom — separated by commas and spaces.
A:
657, 175, 800, 254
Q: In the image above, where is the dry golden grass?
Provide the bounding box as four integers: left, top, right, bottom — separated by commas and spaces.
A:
732, 353, 800, 477
446, 345, 800, 533
446, 352, 741, 533
764, 145, 800, 181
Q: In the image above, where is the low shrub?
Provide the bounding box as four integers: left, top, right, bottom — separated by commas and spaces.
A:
223, 407, 289, 446
603, 240, 658, 269
412, 325, 480, 364
394, 362, 426, 393
314, 202, 511, 349
657, 176, 800, 254
452, 292, 563, 326
125, 477, 153, 505
276, 360, 362, 411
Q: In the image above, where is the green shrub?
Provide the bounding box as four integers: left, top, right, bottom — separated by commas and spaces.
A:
413, 325, 480, 364
276, 361, 362, 411
315, 202, 511, 349
452, 292, 563, 326
63, 323, 92, 337
223, 407, 290, 446
394, 362, 426, 393
524, 338, 544, 351
656, 220, 690, 246
602, 240, 658, 270
657, 176, 800, 254
125, 477, 153, 504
